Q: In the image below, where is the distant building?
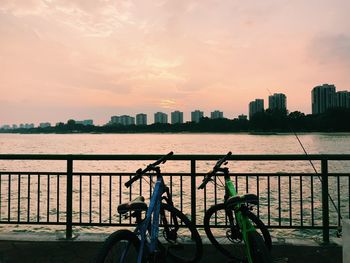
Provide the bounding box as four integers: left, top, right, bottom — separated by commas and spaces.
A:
39, 122, 51, 128
18, 123, 34, 129
154, 112, 168, 124
110, 116, 120, 124
335, 91, 350, 109
76, 120, 94, 126
12, 124, 18, 129
238, 114, 248, 120
191, 110, 204, 123
136, 113, 147, 125
210, 110, 224, 119
1, 125, 11, 130
268, 93, 287, 111
249, 99, 264, 119
120, 115, 135, 125
312, 84, 336, 114
110, 115, 135, 125
171, 111, 184, 124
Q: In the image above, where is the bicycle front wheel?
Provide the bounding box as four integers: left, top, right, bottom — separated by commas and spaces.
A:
203, 203, 271, 262
248, 231, 272, 263
158, 203, 203, 263
95, 229, 141, 263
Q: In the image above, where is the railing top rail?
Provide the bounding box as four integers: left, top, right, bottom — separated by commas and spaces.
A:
0, 154, 350, 161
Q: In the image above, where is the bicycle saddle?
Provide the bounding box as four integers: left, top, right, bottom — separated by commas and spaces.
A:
225, 194, 259, 209
117, 196, 148, 214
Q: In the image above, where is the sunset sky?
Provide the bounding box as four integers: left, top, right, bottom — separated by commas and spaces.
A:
1, 0, 350, 125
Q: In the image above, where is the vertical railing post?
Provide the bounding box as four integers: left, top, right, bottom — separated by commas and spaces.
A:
66, 158, 73, 239
321, 158, 329, 243
190, 159, 196, 228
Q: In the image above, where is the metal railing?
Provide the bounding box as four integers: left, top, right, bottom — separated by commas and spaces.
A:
0, 154, 349, 243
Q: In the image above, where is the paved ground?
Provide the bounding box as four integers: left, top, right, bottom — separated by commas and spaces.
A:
0, 233, 343, 263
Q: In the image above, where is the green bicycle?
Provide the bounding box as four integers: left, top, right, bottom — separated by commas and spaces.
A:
198, 152, 272, 263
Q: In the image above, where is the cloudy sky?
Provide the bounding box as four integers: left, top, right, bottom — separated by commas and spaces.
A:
1, 0, 350, 125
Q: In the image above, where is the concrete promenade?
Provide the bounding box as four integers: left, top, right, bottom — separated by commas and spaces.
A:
0, 233, 342, 263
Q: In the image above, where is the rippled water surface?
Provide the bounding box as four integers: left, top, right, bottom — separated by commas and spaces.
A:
1, 133, 350, 172
1, 132, 350, 155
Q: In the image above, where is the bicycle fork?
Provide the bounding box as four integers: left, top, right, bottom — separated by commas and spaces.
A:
235, 208, 255, 263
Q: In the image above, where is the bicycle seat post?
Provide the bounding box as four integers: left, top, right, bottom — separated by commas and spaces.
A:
134, 211, 143, 224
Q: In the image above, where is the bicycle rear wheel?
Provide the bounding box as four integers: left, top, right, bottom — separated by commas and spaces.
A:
203, 203, 271, 262
158, 203, 203, 263
95, 229, 141, 263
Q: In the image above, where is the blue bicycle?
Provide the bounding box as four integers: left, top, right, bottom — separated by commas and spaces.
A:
96, 152, 203, 263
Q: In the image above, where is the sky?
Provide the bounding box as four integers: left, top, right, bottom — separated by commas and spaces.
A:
1, 0, 350, 125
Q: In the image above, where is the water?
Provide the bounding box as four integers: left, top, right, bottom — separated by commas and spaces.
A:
1, 133, 349, 173
1, 133, 350, 155
0, 133, 349, 240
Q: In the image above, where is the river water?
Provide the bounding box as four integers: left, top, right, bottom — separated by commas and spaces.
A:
0, 133, 349, 240
1, 133, 350, 155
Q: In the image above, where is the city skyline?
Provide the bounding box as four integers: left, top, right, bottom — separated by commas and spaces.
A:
1, 1, 350, 125
2, 83, 350, 128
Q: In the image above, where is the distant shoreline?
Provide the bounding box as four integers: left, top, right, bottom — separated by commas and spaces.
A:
2, 108, 350, 133
1, 130, 350, 135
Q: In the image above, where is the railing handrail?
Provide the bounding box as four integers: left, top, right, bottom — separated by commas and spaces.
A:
1, 153, 350, 160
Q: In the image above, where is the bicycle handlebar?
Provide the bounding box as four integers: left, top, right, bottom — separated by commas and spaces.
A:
125, 151, 174, 188
198, 151, 232, 189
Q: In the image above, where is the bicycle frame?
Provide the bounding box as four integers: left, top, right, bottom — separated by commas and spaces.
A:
224, 172, 256, 263
136, 175, 163, 262
133, 170, 175, 263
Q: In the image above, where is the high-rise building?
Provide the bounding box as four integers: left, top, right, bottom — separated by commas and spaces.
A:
312, 84, 336, 114
335, 91, 350, 109
268, 93, 287, 111
171, 111, 183, 124
121, 115, 135, 125
136, 113, 147, 125
110, 116, 120, 124
210, 110, 224, 119
249, 99, 264, 119
18, 123, 34, 129
191, 110, 204, 123
39, 122, 51, 128
154, 112, 168, 124
19, 123, 34, 129
110, 115, 135, 125
76, 120, 94, 126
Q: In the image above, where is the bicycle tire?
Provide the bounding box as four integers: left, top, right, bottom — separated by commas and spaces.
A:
203, 203, 271, 261
248, 231, 272, 263
158, 203, 203, 263
95, 229, 142, 263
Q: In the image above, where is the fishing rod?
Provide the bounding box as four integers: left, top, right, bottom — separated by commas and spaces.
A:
292, 130, 342, 230
265, 89, 342, 236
